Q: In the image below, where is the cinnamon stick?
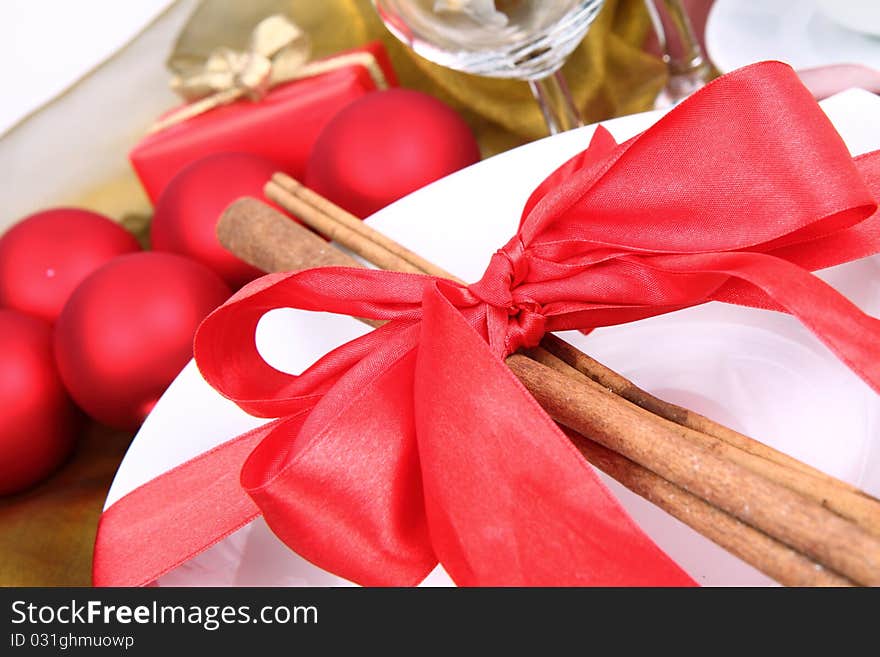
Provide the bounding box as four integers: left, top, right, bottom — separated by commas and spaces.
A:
218, 198, 864, 586
269, 173, 452, 279
507, 353, 880, 585
219, 195, 366, 272
568, 437, 851, 587
217, 198, 382, 328
539, 331, 867, 492
526, 346, 880, 536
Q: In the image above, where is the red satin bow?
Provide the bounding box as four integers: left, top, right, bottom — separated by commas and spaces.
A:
93, 62, 880, 587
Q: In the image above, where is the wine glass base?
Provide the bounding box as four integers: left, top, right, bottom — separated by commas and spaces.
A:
654, 62, 716, 109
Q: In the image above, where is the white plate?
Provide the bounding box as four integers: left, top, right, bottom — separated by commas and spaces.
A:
104, 88, 880, 587
707, 0, 880, 73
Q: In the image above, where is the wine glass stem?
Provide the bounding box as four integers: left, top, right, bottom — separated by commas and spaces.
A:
646, 0, 714, 105
528, 71, 583, 135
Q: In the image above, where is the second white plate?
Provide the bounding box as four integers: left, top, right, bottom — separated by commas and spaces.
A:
707, 0, 880, 73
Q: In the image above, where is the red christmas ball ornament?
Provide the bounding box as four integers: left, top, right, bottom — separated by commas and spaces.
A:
54, 252, 230, 430
0, 310, 79, 495
305, 89, 481, 218
0, 208, 141, 322
151, 152, 280, 288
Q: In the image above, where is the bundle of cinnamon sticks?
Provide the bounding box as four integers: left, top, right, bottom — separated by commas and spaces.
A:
212, 173, 880, 587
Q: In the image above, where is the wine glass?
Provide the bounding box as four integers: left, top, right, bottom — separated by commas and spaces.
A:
372, 0, 606, 134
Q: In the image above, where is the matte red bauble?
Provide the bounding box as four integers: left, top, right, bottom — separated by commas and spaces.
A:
305, 89, 481, 218
0, 310, 79, 495
0, 208, 141, 322
54, 252, 230, 430
151, 152, 280, 288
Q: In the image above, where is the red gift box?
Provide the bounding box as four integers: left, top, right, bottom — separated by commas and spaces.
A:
130, 41, 397, 203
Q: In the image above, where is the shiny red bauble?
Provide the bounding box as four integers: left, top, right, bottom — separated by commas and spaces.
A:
305, 89, 481, 218
0, 310, 79, 495
54, 252, 230, 430
0, 208, 141, 322
151, 152, 279, 288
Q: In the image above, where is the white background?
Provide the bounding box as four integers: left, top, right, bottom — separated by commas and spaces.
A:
0, 0, 173, 135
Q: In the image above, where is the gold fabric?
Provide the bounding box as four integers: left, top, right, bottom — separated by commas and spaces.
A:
171, 0, 666, 155
0, 424, 132, 586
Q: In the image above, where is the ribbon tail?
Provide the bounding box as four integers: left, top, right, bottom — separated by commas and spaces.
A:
659, 251, 880, 393
414, 283, 695, 586
191, 267, 442, 586
240, 323, 437, 587
93, 421, 278, 586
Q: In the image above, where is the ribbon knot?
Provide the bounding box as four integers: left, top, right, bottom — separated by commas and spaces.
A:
502, 300, 547, 353
469, 237, 530, 305
468, 237, 545, 353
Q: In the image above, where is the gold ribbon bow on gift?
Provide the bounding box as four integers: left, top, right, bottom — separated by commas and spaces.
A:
149, 14, 389, 134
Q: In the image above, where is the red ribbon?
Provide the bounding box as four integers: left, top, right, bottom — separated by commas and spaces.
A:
94, 62, 880, 587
